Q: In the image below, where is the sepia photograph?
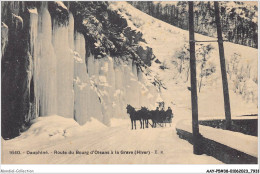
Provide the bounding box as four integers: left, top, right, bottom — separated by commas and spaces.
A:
0, 0, 259, 172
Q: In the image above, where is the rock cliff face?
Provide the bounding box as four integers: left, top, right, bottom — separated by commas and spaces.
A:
2, 2, 35, 138
1, 1, 159, 139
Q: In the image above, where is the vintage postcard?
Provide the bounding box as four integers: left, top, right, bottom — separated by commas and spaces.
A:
1, 0, 259, 173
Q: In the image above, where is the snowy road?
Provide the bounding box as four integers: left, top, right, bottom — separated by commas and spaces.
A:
2, 117, 221, 164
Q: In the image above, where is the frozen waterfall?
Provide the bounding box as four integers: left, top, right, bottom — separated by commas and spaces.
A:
34, 4, 58, 116
28, 3, 160, 126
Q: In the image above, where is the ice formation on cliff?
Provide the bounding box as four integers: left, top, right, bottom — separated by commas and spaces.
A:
28, 3, 159, 125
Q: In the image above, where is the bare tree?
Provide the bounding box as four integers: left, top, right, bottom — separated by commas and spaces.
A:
196, 44, 214, 92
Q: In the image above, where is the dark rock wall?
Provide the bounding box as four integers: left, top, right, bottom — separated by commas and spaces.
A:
69, 1, 155, 66
1, 1, 155, 139
1, 2, 36, 139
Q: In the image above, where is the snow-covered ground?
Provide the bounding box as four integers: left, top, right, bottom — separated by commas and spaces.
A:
176, 119, 258, 158
109, 2, 258, 122
2, 2, 257, 164
2, 116, 221, 164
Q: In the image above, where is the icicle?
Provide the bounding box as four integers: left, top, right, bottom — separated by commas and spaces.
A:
52, 12, 74, 118
36, 4, 58, 116
29, 8, 39, 117
1, 22, 9, 58
11, 13, 23, 29
74, 32, 104, 125
73, 32, 89, 124
68, 13, 74, 50
87, 54, 95, 76
132, 62, 138, 77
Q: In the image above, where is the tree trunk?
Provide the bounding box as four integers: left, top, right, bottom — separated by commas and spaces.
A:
189, 1, 202, 155
214, 2, 232, 130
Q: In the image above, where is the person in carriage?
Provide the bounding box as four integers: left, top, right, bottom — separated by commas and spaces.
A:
153, 107, 160, 128
159, 107, 165, 127
166, 107, 173, 126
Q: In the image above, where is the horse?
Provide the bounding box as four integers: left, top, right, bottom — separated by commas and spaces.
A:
150, 109, 160, 128
141, 107, 155, 128
126, 104, 144, 130
126, 105, 174, 129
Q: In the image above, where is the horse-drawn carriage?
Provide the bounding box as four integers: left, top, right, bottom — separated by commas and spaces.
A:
126, 104, 173, 130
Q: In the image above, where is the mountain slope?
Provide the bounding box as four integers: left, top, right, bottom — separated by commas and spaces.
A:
110, 2, 258, 122
129, 1, 258, 48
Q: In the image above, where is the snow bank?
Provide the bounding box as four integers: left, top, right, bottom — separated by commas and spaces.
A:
176, 119, 258, 157
13, 115, 108, 143
199, 115, 258, 121
19, 115, 79, 141
81, 117, 108, 130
